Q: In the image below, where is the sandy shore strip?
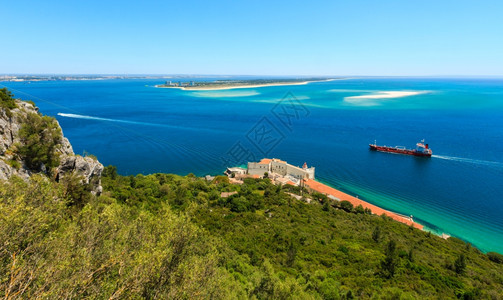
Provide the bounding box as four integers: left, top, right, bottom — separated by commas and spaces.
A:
156, 78, 338, 91
304, 179, 423, 229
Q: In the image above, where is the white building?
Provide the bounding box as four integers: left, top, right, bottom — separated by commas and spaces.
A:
247, 158, 315, 181
225, 167, 247, 176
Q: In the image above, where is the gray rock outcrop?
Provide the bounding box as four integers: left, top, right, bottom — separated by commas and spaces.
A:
56, 155, 104, 195
0, 100, 103, 195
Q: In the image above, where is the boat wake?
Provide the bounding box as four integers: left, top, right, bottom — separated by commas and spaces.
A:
432, 155, 503, 169
57, 112, 228, 135
57, 113, 164, 127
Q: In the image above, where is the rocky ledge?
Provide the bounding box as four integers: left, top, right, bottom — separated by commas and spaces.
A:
0, 100, 103, 194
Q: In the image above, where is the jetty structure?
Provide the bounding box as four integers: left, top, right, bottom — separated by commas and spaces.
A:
225, 158, 423, 229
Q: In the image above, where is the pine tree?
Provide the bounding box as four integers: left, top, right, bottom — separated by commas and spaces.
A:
380, 240, 398, 278
372, 226, 382, 243
455, 254, 466, 274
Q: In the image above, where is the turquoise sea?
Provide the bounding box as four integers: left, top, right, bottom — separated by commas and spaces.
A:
2, 77, 503, 253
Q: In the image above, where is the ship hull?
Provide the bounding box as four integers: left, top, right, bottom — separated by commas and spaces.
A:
369, 144, 432, 157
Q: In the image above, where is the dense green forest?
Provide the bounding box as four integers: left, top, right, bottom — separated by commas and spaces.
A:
1, 169, 503, 298
1, 88, 503, 298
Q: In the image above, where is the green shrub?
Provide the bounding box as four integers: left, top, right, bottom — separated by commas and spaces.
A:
62, 171, 92, 208
312, 192, 328, 203
15, 112, 62, 173
319, 278, 340, 300
230, 196, 250, 212
372, 226, 382, 243
454, 254, 466, 274
338, 245, 349, 254
355, 204, 365, 214
381, 240, 399, 278
0, 88, 17, 110
102, 165, 118, 179
0, 88, 17, 117
6, 159, 21, 169
213, 175, 230, 184
487, 252, 503, 264
83, 150, 98, 161
340, 200, 354, 212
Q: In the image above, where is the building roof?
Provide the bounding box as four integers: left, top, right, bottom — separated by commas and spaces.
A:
258, 158, 287, 164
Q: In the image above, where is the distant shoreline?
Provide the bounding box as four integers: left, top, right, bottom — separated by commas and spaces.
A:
155, 78, 339, 91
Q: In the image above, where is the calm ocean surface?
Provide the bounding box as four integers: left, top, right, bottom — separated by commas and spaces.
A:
3, 77, 503, 253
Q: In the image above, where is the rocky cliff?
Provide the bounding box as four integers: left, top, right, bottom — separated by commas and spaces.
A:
0, 99, 103, 195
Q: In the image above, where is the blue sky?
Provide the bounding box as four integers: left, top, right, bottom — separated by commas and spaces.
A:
2, 0, 502, 76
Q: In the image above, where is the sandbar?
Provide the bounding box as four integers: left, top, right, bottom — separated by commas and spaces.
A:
156, 78, 338, 91
345, 91, 425, 100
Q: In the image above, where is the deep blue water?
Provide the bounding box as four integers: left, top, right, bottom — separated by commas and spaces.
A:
2, 77, 503, 253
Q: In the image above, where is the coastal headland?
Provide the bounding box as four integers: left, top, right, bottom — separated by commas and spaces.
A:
156, 78, 338, 91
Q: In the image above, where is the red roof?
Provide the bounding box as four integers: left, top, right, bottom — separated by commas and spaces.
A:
259, 158, 287, 164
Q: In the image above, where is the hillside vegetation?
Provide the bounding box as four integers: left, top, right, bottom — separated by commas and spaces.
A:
1, 169, 502, 299
1, 89, 502, 299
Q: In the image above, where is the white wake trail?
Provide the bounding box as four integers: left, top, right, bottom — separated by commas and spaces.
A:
57, 112, 228, 135
432, 155, 503, 169
57, 113, 163, 127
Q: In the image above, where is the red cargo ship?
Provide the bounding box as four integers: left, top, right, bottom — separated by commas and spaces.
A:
369, 140, 432, 157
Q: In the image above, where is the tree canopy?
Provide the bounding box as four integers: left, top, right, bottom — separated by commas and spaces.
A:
15, 112, 62, 172
0, 88, 17, 116
1, 168, 502, 299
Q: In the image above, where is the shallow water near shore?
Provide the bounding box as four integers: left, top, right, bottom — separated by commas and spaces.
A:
3, 77, 503, 253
